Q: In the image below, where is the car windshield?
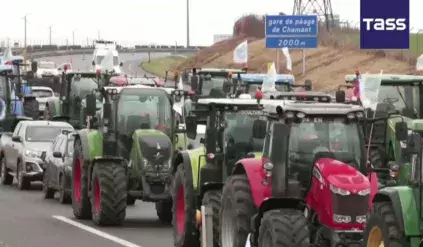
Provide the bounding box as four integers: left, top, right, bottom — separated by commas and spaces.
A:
32, 89, 53, 98
117, 89, 172, 135
96, 56, 104, 64
288, 117, 363, 167
39, 63, 55, 69
376, 84, 420, 118
26, 126, 71, 142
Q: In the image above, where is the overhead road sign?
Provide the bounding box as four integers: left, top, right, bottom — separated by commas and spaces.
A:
265, 15, 318, 49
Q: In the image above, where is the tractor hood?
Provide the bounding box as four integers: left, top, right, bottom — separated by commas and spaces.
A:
136, 129, 172, 163
314, 158, 370, 192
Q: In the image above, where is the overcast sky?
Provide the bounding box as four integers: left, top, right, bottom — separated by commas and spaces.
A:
1, 0, 422, 46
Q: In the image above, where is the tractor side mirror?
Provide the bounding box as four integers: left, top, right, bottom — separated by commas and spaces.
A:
395, 122, 408, 141
120, 62, 123, 67
85, 93, 97, 116
252, 119, 267, 139
185, 116, 197, 139
304, 79, 312, 91
12, 136, 22, 142
53, 151, 63, 158
92, 61, 95, 66
335, 90, 345, 103
31, 61, 38, 73
406, 133, 421, 154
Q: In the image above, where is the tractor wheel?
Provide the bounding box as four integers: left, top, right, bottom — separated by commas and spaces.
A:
23, 99, 39, 120
71, 139, 92, 219
258, 209, 310, 247
43, 171, 55, 199
363, 202, 405, 247
155, 201, 172, 224
202, 190, 222, 247
90, 162, 127, 226
220, 174, 255, 247
172, 164, 200, 247
59, 174, 72, 204
0, 157, 13, 185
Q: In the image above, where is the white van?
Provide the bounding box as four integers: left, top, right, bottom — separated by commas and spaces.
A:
91, 40, 122, 73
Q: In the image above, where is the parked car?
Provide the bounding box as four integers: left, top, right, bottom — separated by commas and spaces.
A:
0, 120, 73, 190
41, 129, 75, 203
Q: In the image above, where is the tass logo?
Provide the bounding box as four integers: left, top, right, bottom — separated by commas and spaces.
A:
360, 0, 409, 49
362, 18, 407, 31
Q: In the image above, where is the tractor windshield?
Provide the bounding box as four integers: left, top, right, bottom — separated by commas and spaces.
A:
224, 110, 264, 162
70, 77, 99, 99
376, 84, 420, 118
117, 89, 172, 135
288, 118, 363, 168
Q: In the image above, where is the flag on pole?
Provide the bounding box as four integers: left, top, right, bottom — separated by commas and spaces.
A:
262, 62, 277, 92
233, 40, 248, 64
281, 47, 292, 71
416, 53, 423, 71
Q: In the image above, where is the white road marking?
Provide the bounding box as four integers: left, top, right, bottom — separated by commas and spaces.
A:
52, 215, 143, 247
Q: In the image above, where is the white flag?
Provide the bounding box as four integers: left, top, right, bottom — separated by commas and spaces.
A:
233, 40, 248, 64
281, 47, 292, 71
262, 62, 277, 92
360, 70, 383, 111
177, 76, 184, 90
416, 54, 423, 71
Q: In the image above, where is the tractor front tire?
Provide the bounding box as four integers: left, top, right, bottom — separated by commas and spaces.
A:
363, 202, 405, 247
220, 174, 255, 247
172, 164, 199, 247
258, 209, 310, 247
23, 99, 39, 120
71, 139, 92, 219
90, 162, 127, 226
202, 190, 222, 247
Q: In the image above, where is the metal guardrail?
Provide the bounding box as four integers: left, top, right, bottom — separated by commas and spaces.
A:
10, 47, 202, 59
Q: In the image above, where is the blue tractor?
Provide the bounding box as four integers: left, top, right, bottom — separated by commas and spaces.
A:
0, 57, 40, 131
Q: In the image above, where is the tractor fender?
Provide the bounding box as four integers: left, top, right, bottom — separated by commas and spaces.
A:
373, 186, 420, 237
75, 129, 103, 165
233, 158, 271, 207
173, 147, 207, 191
250, 197, 306, 246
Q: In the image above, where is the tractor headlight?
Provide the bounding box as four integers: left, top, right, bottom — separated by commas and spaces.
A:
333, 214, 351, 223
329, 184, 350, 196
358, 188, 370, 196
25, 149, 41, 158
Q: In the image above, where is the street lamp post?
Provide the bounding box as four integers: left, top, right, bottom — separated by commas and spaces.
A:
186, 0, 190, 48
49, 25, 54, 46
22, 13, 30, 51
72, 29, 77, 46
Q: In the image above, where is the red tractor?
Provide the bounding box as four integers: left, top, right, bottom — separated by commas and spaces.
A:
219, 95, 381, 247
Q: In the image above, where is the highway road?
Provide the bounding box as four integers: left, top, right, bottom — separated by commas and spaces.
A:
0, 52, 174, 247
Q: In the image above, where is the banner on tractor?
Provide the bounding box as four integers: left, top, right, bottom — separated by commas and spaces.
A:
359, 70, 383, 110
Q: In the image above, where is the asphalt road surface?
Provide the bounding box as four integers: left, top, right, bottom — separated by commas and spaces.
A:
0, 52, 174, 247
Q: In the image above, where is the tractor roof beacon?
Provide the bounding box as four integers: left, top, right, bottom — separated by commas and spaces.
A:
171, 98, 267, 247
70, 74, 188, 226
235, 96, 378, 247
0, 59, 40, 127
362, 118, 423, 247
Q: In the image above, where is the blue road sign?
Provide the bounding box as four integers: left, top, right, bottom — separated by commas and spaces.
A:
265, 37, 318, 49
265, 15, 318, 49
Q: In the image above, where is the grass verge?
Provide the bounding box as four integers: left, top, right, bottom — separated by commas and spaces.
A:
141, 56, 186, 78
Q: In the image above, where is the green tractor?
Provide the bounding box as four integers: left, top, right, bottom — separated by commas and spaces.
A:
344, 74, 423, 171
362, 119, 423, 247
43, 72, 106, 128
172, 98, 266, 247
70, 84, 189, 226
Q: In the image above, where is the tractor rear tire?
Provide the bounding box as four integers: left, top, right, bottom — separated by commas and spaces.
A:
71, 139, 92, 219
155, 201, 172, 224
23, 99, 39, 120
172, 164, 200, 247
362, 202, 405, 247
202, 190, 222, 247
90, 162, 127, 226
220, 174, 255, 247
258, 209, 310, 247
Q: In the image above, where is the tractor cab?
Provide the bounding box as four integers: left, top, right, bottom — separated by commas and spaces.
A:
343, 73, 423, 167
179, 68, 247, 98
236, 73, 300, 97
247, 96, 374, 247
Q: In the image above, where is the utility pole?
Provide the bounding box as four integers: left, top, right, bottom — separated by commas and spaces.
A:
22, 13, 30, 52
49, 25, 53, 46
72, 29, 77, 46
186, 0, 190, 47
98, 30, 100, 40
